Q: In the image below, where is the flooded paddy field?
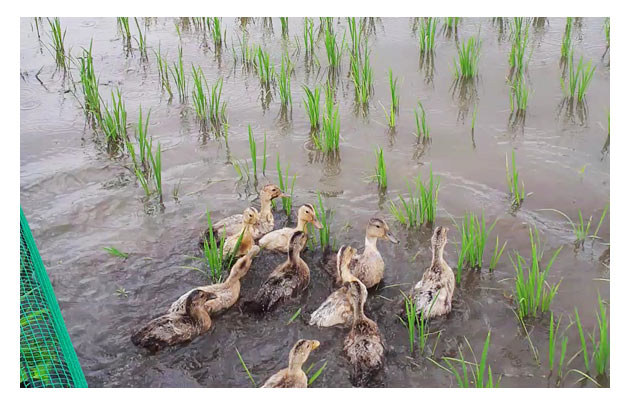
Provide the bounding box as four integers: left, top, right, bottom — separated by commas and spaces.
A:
20, 17, 609, 387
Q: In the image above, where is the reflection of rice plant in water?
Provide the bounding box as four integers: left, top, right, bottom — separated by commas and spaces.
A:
313, 84, 340, 153
303, 18, 315, 56
373, 146, 387, 190
506, 149, 525, 208
562, 52, 596, 103
170, 46, 187, 103
99, 88, 128, 155
303, 84, 321, 131
47, 18, 67, 70
414, 101, 430, 142
453, 36, 481, 79
511, 228, 562, 319
389, 167, 440, 228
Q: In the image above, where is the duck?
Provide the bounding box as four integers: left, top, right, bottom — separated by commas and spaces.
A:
199, 184, 287, 247
261, 339, 321, 388
308, 245, 359, 328
335, 217, 399, 289
168, 246, 260, 315
258, 204, 322, 253
131, 289, 214, 353
222, 207, 259, 258
244, 231, 309, 313
343, 280, 385, 387
410, 226, 455, 319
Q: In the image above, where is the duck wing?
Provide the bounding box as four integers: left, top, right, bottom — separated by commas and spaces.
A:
308, 286, 352, 327
258, 228, 292, 252
245, 266, 304, 313
131, 313, 195, 353
343, 335, 384, 387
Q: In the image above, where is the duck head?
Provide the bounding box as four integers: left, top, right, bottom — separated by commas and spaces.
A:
336, 245, 358, 282
431, 226, 449, 250
298, 204, 323, 229
242, 207, 260, 226
260, 184, 289, 202
367, 217, 399, 244
288, 339, 320, 371
185, 289, 216, 315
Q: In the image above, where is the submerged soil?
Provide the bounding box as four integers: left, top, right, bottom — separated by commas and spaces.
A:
20, 17, 609, 387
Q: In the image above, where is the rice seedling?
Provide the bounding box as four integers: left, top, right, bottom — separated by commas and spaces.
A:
453, 211, 498, 272
442, 17, 460, 33
414, 101, 430, 142
133, 17, 148, 61
148, 141, 163, 204
256, 46, 274, 88
210, 17, 222, 50
434, 331, 499, 387
418, 17, 437, 54
238, 34, 257, 70
508, 17, 530, 76
307, 361, 328, 386
373, 146, 387, 190
190, 65, 226, 130
349, 46, 374, 106
154, 46, 173, 100
312, 191, 332, 251
389, 167, 440, 228
604, 18, 610, 49
104, 246, 129, 259
511, 228, 563, 319
99, 88, 128, 155
453, 36, 481, 80
117, 17, 131, 42
134, 105, 152, 174
303, 18, 315, 56
561, 17, 573, 61
506, 149, 525, 208
235, 347, 256, 387
489, 236, 507, 271
280, 17, 289, 39
399, 292, 438, 354
313, 84, 340, 153
276, 154, 297, 217
347, 17, 362, 56
573, 307, 589, 373
382, 103, 396, 130
562, 52, 596, 102
247, 124, 258, 177
388, 69, 400, 113
170, 46, 187, 103
286, 308, 302, 325
540, 204, 609, 247
455, 239, 474, 284
303, 85, 321, 131
324, 23, 344, 69
277, 51, 293, 111
47, 18, 67, 70
509, 72, 530, 113
591, 294, 609, 377
548, 311, 567, 377
78, 41, 102, 122
114, 287, 129, 298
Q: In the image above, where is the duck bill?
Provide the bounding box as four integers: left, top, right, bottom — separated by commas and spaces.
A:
278, 192, 290, 198
311, 340, 320, 350
385, 231, 400, 244
312, 219, 324, 229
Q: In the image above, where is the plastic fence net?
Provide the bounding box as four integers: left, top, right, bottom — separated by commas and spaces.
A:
20, 208, 87, 388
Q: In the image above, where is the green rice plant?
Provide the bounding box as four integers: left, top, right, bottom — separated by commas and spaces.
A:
540, 204, 609, 247
324, 23, 344, 69
194, 211, 244, 283
286, 308, 302, 324
191, 65, 210, 127
548, 311, 567, 377
347, 17, 362, 56
414, 101, 430, 142
604, 18, 610, 48
276, 154, 297, 217
247, 124, 258, 177
349, 46, 373, 106
453, 36, 481, 80
307, 361, 328, 386
235, 347, 256, 387
256, 46, 274, 88
489, 236, 507, 271
453, 211, 497, 271
591, 294, 609, 377
574, 307, 589, 373
508, 17, 530, 76
47, 18, 67, 70
117, 17, 131, 41
133, 17, 148, 61
312, 191, 332, 251
436, 331, 499, 387
238, 34, 256, 69
509, 72, 530, 113
148, 141, 162, 204
104, 246, 129, 259
562, 52, 596, 102
455, 239, 474, 284
154, 46, 173, 100
388, 167, 440, 228
313, 84, 340, 153
134, 105, 152, 174
382, 103, 396, 129
78, 41, 102, 122
170, 46, 187, 103
561, 17, 573, 61
506, 149, 525, 208
388, 68, 400, 113
277, 51, 293, 110
280, 17, 289, 39
418, 17, 437, 54
303, 18, 315, 56
99, 88, 128, 155
373, 146, 387, 190
511, 228, 562, 319
399, 292, 438, 354
442, 17, 460, 32
303, 85, 321, 131
210, 17, 222, 49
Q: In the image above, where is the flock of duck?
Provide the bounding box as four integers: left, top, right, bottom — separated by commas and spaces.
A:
131, 184, 455, 387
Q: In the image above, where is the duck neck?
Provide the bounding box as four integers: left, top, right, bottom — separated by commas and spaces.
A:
339, 262, 354, 283
352, 295, 366, 322
259, 197, 273, 223
190, 307, 211, 329
288, 245, 302, 264
296, 217, 308, 232
431, 245, 444, 264
364, 234, 379, 253
288, 354, 305, 373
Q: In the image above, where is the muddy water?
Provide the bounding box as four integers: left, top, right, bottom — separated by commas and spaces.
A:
20, 17, 609, 387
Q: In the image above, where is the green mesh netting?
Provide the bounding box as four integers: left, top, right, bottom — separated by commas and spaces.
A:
20, 208, 87, 388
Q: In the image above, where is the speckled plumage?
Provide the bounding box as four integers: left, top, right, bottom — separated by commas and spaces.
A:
261, 339, 320, 388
